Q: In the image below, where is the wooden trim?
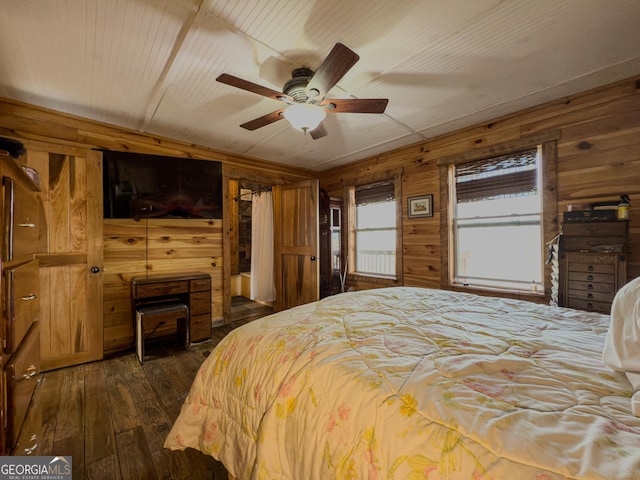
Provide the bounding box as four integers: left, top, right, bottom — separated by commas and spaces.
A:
222, 175, 232, 322
1, 96, 315, 181
35, 253, 87, 266
439, 165, 451, 289
344, 172, 403, 285
394, 172, 403, 283
345, 185, 356, 277
228, 180, 240, 275
541, 140, 559, 298
342, 166, 403, 187
437, 129, 561, 166
222, 164, 292, 184
86, 149, 105, 361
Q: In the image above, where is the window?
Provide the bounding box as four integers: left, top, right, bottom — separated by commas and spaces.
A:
451, 147, 543, 293
350, 178, 398, 277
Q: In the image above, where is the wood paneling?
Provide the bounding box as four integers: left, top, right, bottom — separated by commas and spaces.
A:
3, 75, 640, 340
103, 218, 222, 355
320, 74, 640, 297
0, 98, 314, 181
1, 96, 316, 357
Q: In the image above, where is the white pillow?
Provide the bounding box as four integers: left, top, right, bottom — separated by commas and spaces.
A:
603, 275, 640, 415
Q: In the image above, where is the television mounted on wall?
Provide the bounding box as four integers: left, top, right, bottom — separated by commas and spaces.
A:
102, 151, 223, 220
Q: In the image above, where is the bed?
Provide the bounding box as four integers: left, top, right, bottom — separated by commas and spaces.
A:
164, 284, 640, 479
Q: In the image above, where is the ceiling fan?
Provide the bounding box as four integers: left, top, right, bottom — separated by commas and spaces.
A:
216, 43, 388, 140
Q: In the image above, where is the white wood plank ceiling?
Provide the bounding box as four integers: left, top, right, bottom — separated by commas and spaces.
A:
1, 0, 639, 171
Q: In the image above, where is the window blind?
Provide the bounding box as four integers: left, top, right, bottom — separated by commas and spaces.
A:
355, 179, 395, 206
455, 148, 538, 203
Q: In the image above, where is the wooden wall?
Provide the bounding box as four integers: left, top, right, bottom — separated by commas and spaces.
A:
0, 97, 314, 356
102, 219, 223, 355
320, 75, 640, 297
1, 74, 639, 356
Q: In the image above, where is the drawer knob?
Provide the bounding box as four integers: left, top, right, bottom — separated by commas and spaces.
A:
587, 293, 593, 299
22, 435, 38, 455
587, 302, 594, 309
23, 365, 38, 379
587, 284, 593, 290
21, 294, 37, 301
587, 266, 594, 272
587, 275, 594, 281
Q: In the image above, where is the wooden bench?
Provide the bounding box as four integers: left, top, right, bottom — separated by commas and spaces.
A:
135, 302, 189, 363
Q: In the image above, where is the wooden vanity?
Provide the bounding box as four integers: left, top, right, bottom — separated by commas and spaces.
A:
131, 272, 212, 345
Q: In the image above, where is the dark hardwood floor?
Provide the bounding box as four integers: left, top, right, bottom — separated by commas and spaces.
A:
16, 297, 273, 480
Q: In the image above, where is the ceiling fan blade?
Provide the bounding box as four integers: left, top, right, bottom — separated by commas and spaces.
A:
309, 123, 328, 140
306, 43, 359, 101
322, 98, 389, 114
239, 109, 285, 131
217, 73, 293, 103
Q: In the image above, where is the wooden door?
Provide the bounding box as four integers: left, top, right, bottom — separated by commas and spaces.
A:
29, 149, 103, 370
273, 179, 319, 311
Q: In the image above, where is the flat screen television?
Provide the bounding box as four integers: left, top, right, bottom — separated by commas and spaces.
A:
103, 151, 223, 219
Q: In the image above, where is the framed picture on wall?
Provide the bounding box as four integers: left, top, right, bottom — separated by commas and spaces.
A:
407, 194, 433, 218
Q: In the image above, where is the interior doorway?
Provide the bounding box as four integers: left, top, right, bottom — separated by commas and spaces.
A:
229, 180, 275, 306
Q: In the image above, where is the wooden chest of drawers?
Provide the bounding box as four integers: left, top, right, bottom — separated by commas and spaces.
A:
558, 220, 629, 314
0, 151, 47, 454
559, 251, 627, 313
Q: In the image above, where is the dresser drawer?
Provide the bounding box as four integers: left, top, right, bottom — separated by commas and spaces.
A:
5, 322, 41, 448
568, 262, 614, 275
562, 221, 628, 237
189, 291, 211, 315
134, 280, 188, 298
567, 298, 611, 313
567, 289, 614, 303
190, 313, 211, 343
5, 260, 40, 354
3, 176, 47, 262
567, 280, 615, 294
560, 236, 626, 252
190, 277, 210, 292
567, 271, 613, 284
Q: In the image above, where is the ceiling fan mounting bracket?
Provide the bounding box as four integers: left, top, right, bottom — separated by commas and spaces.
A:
283, 67, 314, 103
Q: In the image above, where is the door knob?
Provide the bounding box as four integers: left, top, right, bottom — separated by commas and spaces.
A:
90, 266, 101, 274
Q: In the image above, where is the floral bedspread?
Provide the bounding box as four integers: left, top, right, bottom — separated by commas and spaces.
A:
164, 287, 640, 479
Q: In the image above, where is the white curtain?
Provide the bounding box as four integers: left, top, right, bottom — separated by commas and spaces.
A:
250, 190, 276, 302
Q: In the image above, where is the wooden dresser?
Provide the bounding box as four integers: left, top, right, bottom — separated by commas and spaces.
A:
0, 151, 47, 454
558, 220, 629, 314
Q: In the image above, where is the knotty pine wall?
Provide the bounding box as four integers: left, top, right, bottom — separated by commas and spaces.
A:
319, 75, 640, 298
102, 219, 223, 355
1, 74, 638, 355
0, 97, 315, 356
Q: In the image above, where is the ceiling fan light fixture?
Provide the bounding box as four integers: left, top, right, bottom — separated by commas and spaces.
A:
283, 103, 326, 133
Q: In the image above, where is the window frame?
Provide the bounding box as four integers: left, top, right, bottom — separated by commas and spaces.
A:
438, 131, 559, 299
345, 172, 403, 284
451, 146, 544, 292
